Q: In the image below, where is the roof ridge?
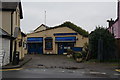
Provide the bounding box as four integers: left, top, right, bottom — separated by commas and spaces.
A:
27, 22, 89, 37
34, 24, 49, 32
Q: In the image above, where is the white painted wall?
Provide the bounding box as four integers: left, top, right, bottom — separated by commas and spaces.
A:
0, 38, 10, 66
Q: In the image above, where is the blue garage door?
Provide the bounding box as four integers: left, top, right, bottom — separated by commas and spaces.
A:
27, 37, 43, 54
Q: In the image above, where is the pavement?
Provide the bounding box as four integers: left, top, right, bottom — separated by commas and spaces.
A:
2, 54, 32, 69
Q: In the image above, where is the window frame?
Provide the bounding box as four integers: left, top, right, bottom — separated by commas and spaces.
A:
45, 38, 53, 50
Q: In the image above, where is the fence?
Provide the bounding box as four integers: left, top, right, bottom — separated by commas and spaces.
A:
116, 39, 120, 59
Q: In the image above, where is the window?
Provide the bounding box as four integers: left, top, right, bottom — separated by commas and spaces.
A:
23, 42, 27, 49
19, 39, 22, 47
16, 12, 17, 25
45, 37, 53, 50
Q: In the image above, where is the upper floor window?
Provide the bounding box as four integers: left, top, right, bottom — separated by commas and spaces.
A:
16, 12, 17, 25
19, 39, 22, 47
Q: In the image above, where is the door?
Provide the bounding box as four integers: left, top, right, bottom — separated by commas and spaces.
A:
36, 43, 43, 54
58, 43, 64, 54
58, 43, 74, 54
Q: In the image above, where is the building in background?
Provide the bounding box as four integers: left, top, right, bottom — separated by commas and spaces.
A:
0, 0, 26, 66
27, 22, 88, 55
107, 0, 120, 58
34, 24, 49, 32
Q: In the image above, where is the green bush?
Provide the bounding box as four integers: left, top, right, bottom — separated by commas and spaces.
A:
67, 49, 73, 55
81, 43, 89, 60
55, 21, 89, 37
89, 27, 116, 61
73, 52, 82, 58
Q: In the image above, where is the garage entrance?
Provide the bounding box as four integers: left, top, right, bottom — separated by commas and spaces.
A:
28, 43, 43, 54
27, 37, 43, 54
58, 42, 74, 54
55, 37, 76, 54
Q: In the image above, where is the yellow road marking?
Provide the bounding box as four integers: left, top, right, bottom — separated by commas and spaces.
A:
115, 69, 120, 72
0, 68, 23, 71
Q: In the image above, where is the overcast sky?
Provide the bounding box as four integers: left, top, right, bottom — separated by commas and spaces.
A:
21, 1, 117, 33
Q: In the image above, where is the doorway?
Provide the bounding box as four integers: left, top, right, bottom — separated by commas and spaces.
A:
58, 42, 74, 54
28, 43, 43, 54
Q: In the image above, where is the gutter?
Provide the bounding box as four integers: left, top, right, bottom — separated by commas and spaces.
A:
10, 11, 14, 62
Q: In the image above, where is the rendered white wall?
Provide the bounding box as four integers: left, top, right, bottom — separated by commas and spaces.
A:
0, 38, 10, 66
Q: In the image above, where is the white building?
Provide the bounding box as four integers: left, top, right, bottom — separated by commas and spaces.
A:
0, 28, 14, 66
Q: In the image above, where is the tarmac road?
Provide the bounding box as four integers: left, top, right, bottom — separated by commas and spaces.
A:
2, 54, 120, 79
2, 67, 120, 78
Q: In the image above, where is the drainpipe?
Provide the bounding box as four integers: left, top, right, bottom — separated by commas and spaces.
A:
10, 11, 14, 62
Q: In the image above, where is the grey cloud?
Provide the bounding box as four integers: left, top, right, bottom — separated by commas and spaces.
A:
21, 2, 117, 33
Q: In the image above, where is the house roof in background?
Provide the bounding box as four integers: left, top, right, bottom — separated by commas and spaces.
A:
0, 0, 23, 19
34, 24, 49, 32
28, 22, 89, 37
21, 32, 26, 37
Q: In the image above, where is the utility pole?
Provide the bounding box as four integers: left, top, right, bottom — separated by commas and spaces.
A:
44, 11, 46, 25
44, 11, 47, 37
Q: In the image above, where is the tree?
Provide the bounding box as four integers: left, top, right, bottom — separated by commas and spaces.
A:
89, 27, 116, 61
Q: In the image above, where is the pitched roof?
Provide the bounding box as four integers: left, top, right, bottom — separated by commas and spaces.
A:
21, 32, 26, 37
0, 28, 10, 36
0, 0, 23, 19
53, 21, 89, 37
28, 22, 89, 37
0, 28, 14, 39
34, 24, 49, 32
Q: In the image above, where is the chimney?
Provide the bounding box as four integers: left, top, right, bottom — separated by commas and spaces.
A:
107, 18, 114, 28
118, 0, 120, 18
